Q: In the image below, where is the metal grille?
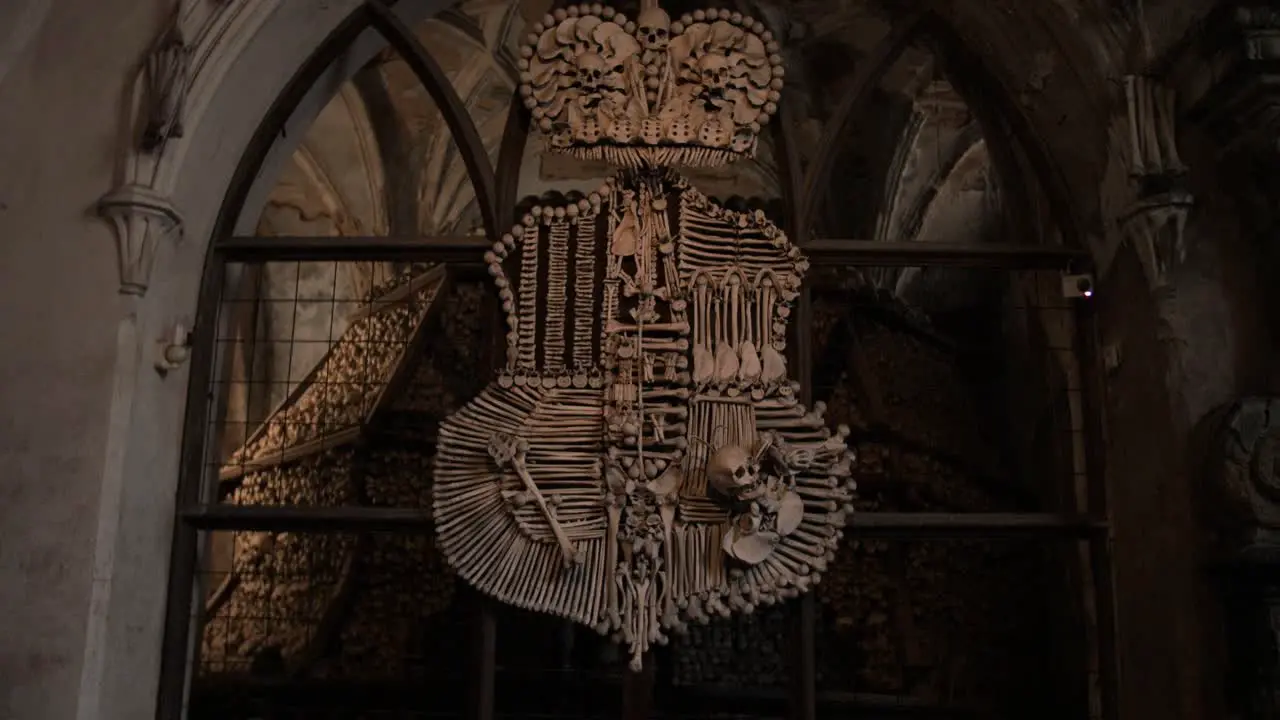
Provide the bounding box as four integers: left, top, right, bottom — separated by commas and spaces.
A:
175, 253, 1113, 720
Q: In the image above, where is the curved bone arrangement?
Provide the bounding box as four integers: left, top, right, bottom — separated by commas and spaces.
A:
434, 3, 855, 671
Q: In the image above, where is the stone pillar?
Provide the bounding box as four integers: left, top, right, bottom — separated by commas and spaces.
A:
1210, 398, 1280, 718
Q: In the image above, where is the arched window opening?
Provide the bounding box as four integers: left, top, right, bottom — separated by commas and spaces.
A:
164, 3, 1118, 720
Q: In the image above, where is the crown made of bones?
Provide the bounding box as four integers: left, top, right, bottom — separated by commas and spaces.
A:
517, 1, 785, 168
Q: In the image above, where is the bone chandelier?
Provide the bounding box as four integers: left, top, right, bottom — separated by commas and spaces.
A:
433, 0, 857, 670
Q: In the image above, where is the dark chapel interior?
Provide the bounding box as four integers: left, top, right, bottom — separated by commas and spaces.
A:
120, 1, 1280, 719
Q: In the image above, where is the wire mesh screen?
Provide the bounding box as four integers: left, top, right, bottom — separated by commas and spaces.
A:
185, 259, 1101, 719
208, 261, 475, 496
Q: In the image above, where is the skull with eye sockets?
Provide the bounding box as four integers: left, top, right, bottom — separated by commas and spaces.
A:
692, 53, 735, 113
707, 444, 760, 499
574, 53, 608, 105
637, 7, 671, 53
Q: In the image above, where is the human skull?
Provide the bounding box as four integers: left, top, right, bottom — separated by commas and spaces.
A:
637, 7, 671, 52
707, 444, 759, 498
575, 53, 607, 100
697, 54, 730, 93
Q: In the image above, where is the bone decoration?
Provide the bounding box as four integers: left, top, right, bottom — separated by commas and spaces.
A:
517, 2, 784, 168
434, 173, 856, 669
434, 3, 854, 671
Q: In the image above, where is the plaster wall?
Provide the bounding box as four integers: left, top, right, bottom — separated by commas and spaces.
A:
0, 1, 159, 717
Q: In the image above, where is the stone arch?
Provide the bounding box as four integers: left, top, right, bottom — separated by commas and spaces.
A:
929, 0, 1116, 244
80, 3, 465, 719
797, 6, 1115, 254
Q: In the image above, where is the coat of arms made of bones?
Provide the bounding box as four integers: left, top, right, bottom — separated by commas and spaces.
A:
433, 0, 857, 670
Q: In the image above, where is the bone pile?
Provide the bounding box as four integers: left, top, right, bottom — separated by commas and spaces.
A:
203, 268, 457, 677
226, 267, 445, 469
389, 281, 489, 417
202, 453, 359, 675
856, 314, 997, 470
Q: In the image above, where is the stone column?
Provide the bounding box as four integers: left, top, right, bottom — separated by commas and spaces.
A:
1210, 398, 1280, 718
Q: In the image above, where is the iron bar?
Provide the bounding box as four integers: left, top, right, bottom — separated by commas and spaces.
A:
157, 253, 229, 720
469, 590, 497, 720
1075, 295, 1123, 720
802, 239, 1089, 268
218, 235, 490, 262
219, 234, 1088, 270
847, 512, 1106, 538
179, 504, 1104, 538
180, 505, 434, 532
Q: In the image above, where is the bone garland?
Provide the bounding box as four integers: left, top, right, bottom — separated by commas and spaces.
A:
544, 219, 571, 371
516, 218, 540, 370
484, 191, 608, 386
573, 212, 598, 370
518, 3, 785, 168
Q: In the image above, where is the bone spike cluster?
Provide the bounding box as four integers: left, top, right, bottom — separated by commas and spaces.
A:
518, 4, 785, 168
204, 267, 456, 675
435, 4, 854, 670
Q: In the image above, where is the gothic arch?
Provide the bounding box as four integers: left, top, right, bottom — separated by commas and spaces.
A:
932, 1, 1113, 242
793, 7, 1105, 251
83, 3, 480, 718
87, 3, 1132, 718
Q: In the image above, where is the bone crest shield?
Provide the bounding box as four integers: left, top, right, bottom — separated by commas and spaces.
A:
431, 2, 856, 671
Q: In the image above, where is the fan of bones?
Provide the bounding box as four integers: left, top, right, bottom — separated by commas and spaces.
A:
433, 0, 857, 670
